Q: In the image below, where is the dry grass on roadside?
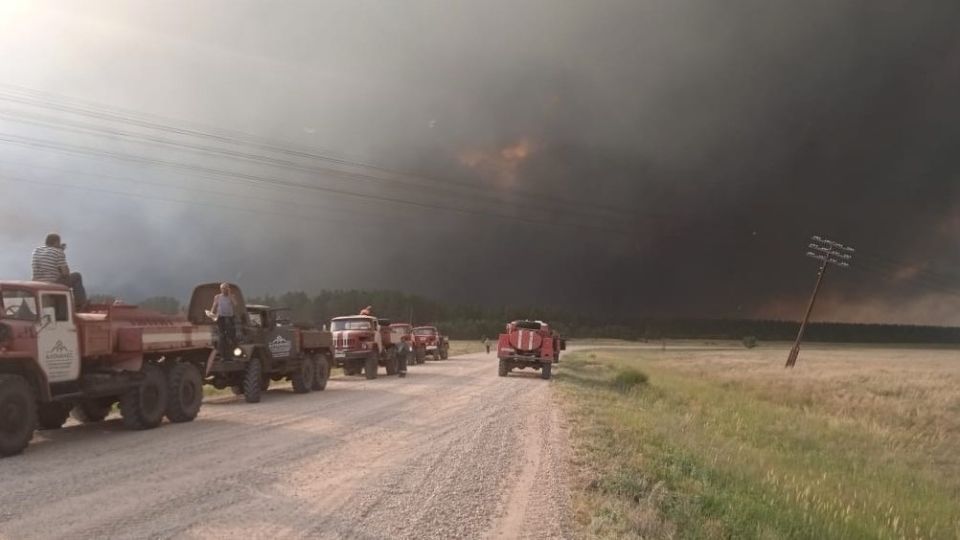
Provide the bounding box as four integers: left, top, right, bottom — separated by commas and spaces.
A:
557, 345, 960, 539
448, 339, 488, 356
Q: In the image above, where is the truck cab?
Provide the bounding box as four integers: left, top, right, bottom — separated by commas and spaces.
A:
412, 326, 449, 360
1, 281, 80, 397
390, 322, 425, 364
331, 315, 401, 379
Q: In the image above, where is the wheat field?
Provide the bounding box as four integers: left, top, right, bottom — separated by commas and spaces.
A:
558, 343, 960, 539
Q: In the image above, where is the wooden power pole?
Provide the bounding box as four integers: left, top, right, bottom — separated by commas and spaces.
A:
785, 235, 855, 368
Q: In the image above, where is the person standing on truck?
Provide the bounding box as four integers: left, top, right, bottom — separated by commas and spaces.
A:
210, 283, 238, 361
31, 233, 87, 309
360, 305, 374, 316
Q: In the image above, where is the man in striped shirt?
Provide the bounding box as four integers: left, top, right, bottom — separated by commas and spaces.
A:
31, 233, 87, 309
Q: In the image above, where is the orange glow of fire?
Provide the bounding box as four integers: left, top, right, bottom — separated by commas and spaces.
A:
457, 138, 537, 185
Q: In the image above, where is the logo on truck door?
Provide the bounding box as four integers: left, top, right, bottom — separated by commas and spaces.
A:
44, 340, 75, 380
269, 335, 292, 357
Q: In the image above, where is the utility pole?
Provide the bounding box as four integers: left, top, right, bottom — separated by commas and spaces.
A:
785, 235, 854, 368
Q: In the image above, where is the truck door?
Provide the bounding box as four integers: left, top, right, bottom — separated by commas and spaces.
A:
266, 312, 294, 361
36, 291, 81, 383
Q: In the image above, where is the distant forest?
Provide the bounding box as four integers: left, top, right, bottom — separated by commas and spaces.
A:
89, 290, 960, 344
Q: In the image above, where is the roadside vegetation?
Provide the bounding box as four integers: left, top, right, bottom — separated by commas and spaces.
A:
557, 345, 960, 539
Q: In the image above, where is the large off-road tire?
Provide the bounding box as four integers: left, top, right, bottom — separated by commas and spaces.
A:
416, 347, 426, 364
364, 354, 378, 380
165, 363, 203, 423
243, 356, 263, 403
498, 359, 509, 377
541, 363, 553, 380
0, 374, 36, 457
312, 354, 331, 391
37, 402, 71, 430
71, 398, 112, 423
119, 364, 169, 430
291, 356, 315, 394
440, 346, 449, 360
385, 350, 398, 376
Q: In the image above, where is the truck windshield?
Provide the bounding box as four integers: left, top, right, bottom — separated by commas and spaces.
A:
2, 290, 38, 321
332, 319, 372, 331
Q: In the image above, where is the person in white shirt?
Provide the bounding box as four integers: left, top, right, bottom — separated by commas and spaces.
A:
210, 283, 239, 360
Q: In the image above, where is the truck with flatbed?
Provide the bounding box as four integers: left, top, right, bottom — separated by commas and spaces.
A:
0, 280, 214, 457
330, 315, 402, 379
187, 283, 332, 403
497, 320, 565, 380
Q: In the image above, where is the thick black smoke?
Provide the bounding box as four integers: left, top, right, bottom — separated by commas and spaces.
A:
1, 1, 959, 324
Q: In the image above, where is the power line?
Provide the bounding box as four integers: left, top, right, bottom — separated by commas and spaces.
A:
0, 158, 424, 225
0, 106, 639, 227
0, 83, 640, 219
786, 235, 856, 368
0, 131, 633, 234
0, 173, 434, 232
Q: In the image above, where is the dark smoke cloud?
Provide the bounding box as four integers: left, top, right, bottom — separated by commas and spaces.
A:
1, 1, 959, 324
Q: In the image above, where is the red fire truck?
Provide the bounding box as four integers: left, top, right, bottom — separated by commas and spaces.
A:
390, 323, 426, 365
0, 280, 214, 457
497, 320, 565, 380
330, 315, 401, 379
411, 326, 449, 360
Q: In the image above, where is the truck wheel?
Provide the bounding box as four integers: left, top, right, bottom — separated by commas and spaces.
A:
312, 354, 331, 391
541, 363, 553, 380
385, 350, 398, 376
291, 356, 314, 394
120, 364, 169, 430
243, 356, 262, 403
37, 402, 71, 430
440, 347, 449, 360
165, 363, 203, 423
364, 355, 378, 380
498, 359, 509, 377
71, 398, 112, 423
0, 374, 36, 457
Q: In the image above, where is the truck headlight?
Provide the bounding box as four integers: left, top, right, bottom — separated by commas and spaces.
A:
233, 347, 243, 357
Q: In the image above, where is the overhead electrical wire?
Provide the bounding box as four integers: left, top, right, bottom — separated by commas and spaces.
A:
0, 83, 641, 220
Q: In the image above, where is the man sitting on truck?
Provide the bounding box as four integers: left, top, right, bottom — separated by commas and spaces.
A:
360, 305, 374, 316
31, 233, 87, 309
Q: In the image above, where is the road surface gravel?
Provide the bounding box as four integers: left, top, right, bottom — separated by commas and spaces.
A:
0, 351, 572, 539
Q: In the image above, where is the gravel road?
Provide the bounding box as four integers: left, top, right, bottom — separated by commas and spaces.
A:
0, 351, 572, 539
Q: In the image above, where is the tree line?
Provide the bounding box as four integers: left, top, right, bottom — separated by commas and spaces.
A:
88, 290, 960, 344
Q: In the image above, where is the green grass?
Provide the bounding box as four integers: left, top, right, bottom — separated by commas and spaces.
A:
557, 348, 960, 539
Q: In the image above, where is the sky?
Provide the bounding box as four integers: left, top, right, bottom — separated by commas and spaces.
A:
1, 0, 959, 324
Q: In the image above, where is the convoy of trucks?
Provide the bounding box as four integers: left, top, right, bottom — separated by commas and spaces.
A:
0, 277, 563, 456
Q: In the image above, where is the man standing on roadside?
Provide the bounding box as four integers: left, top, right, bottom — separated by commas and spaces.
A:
31, 233, 87, 309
